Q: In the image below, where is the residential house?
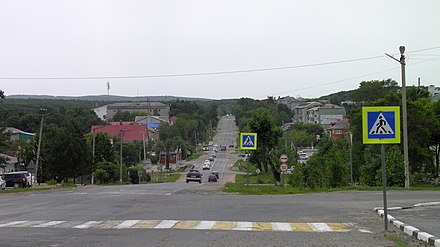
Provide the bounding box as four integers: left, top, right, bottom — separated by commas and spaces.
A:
293, 102, 322, 123
93, 102, 171, 121
159, 150, 182, 165
134, 115, 170, 129
3, 127, 35, 141
306, 104, 346, 126
428, 85, 440, 101
91, 122, 155, 143
327, 118, 350, 140
0, 153, 19, 174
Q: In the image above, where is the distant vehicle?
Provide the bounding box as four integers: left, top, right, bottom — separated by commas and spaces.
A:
3, 172, 29, 188
213, 147, 218, 153
211, 171, 219, 179
208, 141, 214, 146
208, 156, 214, 161
208, 174, 218, 182
220, 145, 227, 151
229, 144, 234, 148
202, 146, 209, 151
211, 153, 217, 158
186, 171, 202, 183
204, 160, 211, 166
202, 164, 210, 170
0, 176, 6, 190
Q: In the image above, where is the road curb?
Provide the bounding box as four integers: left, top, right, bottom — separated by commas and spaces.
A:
374, 202, 440, 246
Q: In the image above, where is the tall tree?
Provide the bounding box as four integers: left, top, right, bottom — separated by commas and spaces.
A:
247, 108, 282, 179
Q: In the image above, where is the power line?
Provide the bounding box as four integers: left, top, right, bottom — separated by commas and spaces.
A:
0, 45, 438, 80
0, 55, 385, 80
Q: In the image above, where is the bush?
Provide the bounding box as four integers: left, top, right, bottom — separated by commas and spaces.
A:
47, 179, 57, 186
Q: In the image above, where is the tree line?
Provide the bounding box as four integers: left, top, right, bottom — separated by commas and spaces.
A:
0, 96, 219, 184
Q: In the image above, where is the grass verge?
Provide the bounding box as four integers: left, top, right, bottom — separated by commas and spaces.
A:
224, 174, 440, 195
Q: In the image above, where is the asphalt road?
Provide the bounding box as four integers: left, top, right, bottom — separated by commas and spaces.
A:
1, 116, 439, 247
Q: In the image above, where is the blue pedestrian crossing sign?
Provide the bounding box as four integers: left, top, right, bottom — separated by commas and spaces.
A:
362, 106, 400, 144
239, 133, 257, 150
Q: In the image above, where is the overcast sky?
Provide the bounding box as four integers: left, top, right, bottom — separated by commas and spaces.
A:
0, 0, 439, 100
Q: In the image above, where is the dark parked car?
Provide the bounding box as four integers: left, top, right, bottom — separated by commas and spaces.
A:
211, 171, 219, 179
208, 174, 218, 182
220, 145, 227, 151
3, 172, 29, 188
186, 171, 202, 183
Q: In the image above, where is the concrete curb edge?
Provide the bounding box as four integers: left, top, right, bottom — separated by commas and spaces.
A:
374, 202, 440, 246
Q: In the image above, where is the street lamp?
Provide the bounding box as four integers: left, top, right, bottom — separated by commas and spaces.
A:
385, 46, 409, 188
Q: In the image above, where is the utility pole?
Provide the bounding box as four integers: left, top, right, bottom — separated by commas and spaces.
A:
349, 132, 353, 186
385, 46, 410, 188
91, 131, 96, 184
399, 46, 410, 189
120, 130, 123, 183
35, 108, 47, 186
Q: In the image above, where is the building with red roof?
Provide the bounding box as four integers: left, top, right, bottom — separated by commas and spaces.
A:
91, 122, 158, 143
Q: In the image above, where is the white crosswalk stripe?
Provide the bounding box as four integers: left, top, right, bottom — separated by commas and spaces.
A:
195, 221, 216, 230
0, 221, 27, 227
309, 223, 333, 232
73, 221, 103, 229
33, 221, 66, 228
114, 220, 140, 229
271, 222, 292, 232
154, 220, 178, 229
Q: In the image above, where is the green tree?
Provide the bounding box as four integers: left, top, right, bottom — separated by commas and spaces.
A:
247, 108, 283, 180
95, 161, 119, 184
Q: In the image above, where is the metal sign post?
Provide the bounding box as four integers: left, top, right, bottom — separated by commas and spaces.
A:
362, 106, 400, 231
381, 144, 388, 230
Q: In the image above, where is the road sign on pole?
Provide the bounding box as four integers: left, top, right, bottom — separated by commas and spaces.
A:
239, 133, 257, 150
362, 106, 401, 232
279, 154, 288, 164
362, 106, 401, 144
280, 164, 288, 173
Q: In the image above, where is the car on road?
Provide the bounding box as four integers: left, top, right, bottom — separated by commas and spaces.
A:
202, 164, 210, 170
208, 155, 215, 161
3, 172, 29, 188
186, 171, 202, 183
202, 146, 209, 151
208, 173, 218, 182
0, 176, 6, 190
220, 145, 227, 151
229, 144, 234, 148
204, 160, 211, 166
211, 171, 219, 179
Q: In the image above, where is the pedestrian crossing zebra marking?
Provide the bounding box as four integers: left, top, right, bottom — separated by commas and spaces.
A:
0, 219, 353, 233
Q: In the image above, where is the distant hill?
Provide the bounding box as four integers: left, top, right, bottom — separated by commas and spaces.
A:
7, 94, 213, 102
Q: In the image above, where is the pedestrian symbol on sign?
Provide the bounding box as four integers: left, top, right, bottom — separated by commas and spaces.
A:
369, 113, 394, 135
239, 133, 257, 150
243, 136, 254, 147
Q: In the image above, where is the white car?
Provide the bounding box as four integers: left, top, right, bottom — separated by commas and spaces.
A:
0, 176, 6, 190
204, 160, 211, 166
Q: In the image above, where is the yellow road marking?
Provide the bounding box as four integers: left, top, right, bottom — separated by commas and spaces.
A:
328, 223, 351, 232
173, 221, 199, 230
94, 220, 124, 229
132, 220, 161, 229
290, 223, 314, 232
212, 221, 234, 230
253, 222, 272, 231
